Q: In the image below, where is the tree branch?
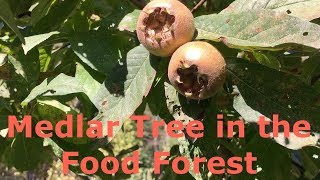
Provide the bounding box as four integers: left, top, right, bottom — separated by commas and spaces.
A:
191, 0, 207, 13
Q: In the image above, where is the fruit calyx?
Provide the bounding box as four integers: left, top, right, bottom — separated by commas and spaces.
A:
142, 7, 175, 46
176, 63, 208, 98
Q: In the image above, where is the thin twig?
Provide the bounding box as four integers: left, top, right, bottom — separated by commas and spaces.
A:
128, 0, 146, 9
191, 0, 207, 13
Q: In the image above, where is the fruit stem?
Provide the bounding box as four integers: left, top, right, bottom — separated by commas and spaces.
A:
191, 0, 207, 13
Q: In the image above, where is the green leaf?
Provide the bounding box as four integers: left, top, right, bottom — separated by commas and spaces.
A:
0, 60, 10, 81
177, 137, 204, 180
0, 0, 25, 43
70, 10, 90, 32
22, 73, 86, 106
0, 136, 8, 155
30, 0, 55, 25
118, 9, 140, 32
245, 135, 294, 180
164, 82, 209, 122
221, 0, 320, 21
0, 79, 28, 101
146, 61, 174, 121
164, 83, 217, 179
39, 47, 52, 72
22, 31, 59, 54
69, 30, 134, 74
44, 137, 112, 179
0, 53, 7, 66
0, 115, 8, 130
273, 132, 320, 150
22, 62, 102, 107
36, 98, 90, 144
233, 86, 320, 149
43, 138, 83, 174
49, 48, 77, 74
300, 146, 320, 178
99, 0, 136, 29
37, 98, 75, 120
33, 0, 81, 33
252, 51, 281, 69
301, 55, 320, 85
61, 0, 92, 33
164, 83, 202, 180
0, 54, 32, 101
92, 45, 156, 140
6, 0, 33, 18
0, 98, 12, 112
44, 138, 63, 159
195, 9, 320, 51
75, 63, 101, 97
233, 86, 266, 123
228, 58, 320, 133
6, 134, 47, 171
10, 49, 40, 84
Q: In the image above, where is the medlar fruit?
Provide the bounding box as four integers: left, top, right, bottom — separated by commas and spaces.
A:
168, 41, 226, 100
136, 0, 195, 57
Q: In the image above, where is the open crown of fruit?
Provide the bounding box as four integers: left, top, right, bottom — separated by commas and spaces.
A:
136, 0, 226, 100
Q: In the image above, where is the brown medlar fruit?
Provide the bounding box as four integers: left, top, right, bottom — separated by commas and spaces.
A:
168, 41, 226, 100
136, 0, 195, 57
